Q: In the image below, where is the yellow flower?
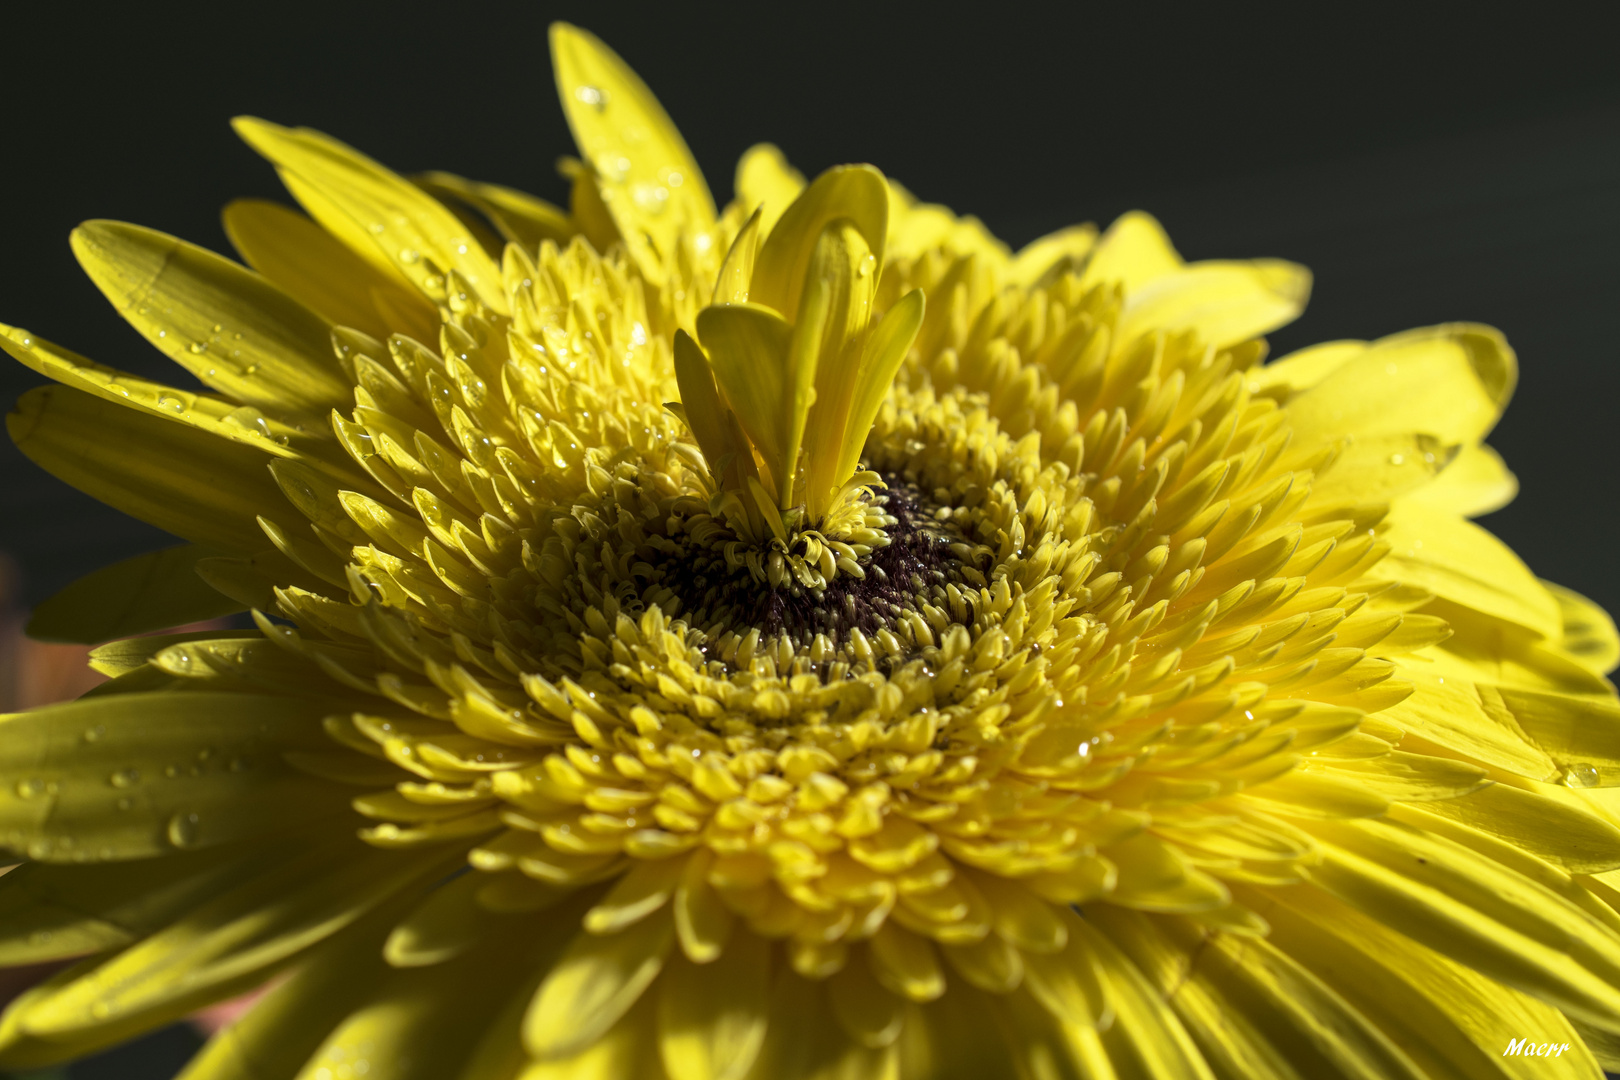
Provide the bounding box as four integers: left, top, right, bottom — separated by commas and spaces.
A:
4, 21, 1620, 1080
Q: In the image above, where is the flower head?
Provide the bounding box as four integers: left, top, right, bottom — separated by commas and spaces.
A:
4, 22, 1620, 1080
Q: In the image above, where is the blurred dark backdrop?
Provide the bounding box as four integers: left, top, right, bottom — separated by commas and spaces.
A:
0, 3, 1617, 1077
3, 1, 1618, 618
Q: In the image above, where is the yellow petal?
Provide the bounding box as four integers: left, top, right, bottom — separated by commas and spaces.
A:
1068, 914, 1216, 1080
657, 934, 769, 1080
1307, 817, 1620, 1030
71, 220, 349, 413
1243, 881, 1601, 1080
1116, 259, 1312, 351
799, 221, 877, 519
384, 870, 501, 967
751, 165, 888, 321
713, 208, 762, 306
1382, 669, 1557, 780
1247, 339, 1365, 403
222, 198, 425, 342
584, 857, 685, 935
1393, 785, 1620, 876
734, 143, 806, 240
0, 691, 348, 862
25, 543, 242, 644
1077, 210, 1185, 295
549, 23, 715, 284
524, 908, 674, 1059
2, 838, 457, 1058
1091, 905, 1426, 1080
671, 330, 757, 496
232, 117, 506, 314
412, 170, 577, 250
694, 303, 796, 504
1544, 580, 1620, 676
1401, 442, 1518, 518
176, 900, 401, 1080
1008, 223, 1099, 288
8, 383, 293, 552
1479, 684, 1620, 786
0, 843, 267, 967
1285, 323, 1515, 451
837, 289, 925, 487
1304, 433, 1459, 505
673, 849, 735, 964
1370, 503, 1561, 639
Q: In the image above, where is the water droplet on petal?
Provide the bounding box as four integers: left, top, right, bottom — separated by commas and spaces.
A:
83, 725, 106, 744
1564, 762, 1600, 788
15, 778, 45, 799
109, 768, 140, 789
576, 85, 609, 110
167, 812, 201, 848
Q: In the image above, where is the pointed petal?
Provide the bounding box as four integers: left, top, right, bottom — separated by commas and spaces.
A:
25, 543, 242, 644
8, 383, 295, 552
837, 288, 923, 485
1117, 259, 1312, 350
524, 908, 674, 1059
695, 303, 795, 503
714, 208, 762, 305
0, 324, 331, 468
222, 198, 421, 341
751, 165, 888, 320
549, 23, 715, 283
1250, 881, 1602, 1080
1078, 210, 1185, 295
412, 171, 577, 250
0, 691, 351, 862
0, 838, 457, 1064
232, 118, 506, 314
1009, 223, 1099, 288
71, 220, 349, 413
800, 221, 876, 519
1286, 324, 1516, 451
734, 144, 805, 240
1400, 442, 1517, 517
1370, 503, 1560, 639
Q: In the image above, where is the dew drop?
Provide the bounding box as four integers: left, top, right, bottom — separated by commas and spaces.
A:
575, 84, 609, 110
14, 778, 45, 799
1388, 453, 1405, 466
83, 725, 106, 744
188, 341, 208, 354
1563, 762, 1600, 788
167, 812, 201, 848
109, 768, 140, 789
399, 248, 420, 265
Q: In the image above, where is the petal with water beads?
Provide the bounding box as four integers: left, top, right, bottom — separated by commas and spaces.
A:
549, 23, 715, 285
71, 221, 349, 413
232, 118, 506, 314
0, 692, 351, 863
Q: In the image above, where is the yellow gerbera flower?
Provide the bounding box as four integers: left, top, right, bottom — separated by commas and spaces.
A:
4, 22, 1620, 1080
